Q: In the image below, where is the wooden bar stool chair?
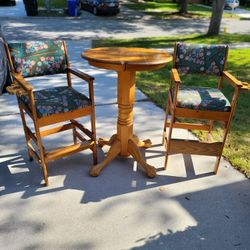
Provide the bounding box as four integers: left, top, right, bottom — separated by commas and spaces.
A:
5, 40, 97, 186
162, 43, 246, 174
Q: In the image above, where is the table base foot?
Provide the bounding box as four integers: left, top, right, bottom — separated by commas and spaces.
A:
90, 139, 120, 177
128, 139, 156, 178
91, 135, 156, 178
98, 134, 117, 148
132, 135, 152, 148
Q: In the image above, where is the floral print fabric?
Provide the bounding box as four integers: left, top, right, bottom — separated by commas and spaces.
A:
20, 87, 91, 118
171, 86, 231, 112
8, 41, 67, 78
175, 43, 228, 76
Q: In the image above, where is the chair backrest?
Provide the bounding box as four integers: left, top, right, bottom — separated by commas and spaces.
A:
174, 43, 228, 76
8, 40, 67, 78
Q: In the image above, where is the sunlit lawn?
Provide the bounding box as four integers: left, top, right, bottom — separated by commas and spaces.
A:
124, 0, 238, 19
92, 33, 250, 48
93, 34, 250, 178
37, 0, 68, 16
37, 0, 67, 8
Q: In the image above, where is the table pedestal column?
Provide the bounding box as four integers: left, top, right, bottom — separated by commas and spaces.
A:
90, 70, 156, 177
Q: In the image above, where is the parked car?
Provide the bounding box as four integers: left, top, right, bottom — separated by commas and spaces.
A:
80, 0, 120, 15
0, 0, 16, 6
225, 0, 240, 9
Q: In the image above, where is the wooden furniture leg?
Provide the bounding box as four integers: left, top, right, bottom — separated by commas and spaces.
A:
19, 103, 33, 161
90, 139, 121, 177
91, 70, 156, 177
162, 96, 170, 145
164, 112, 175, 170
98, 134, 117, 148
132, 135, 152, 148
35, 126, 49, 186
128, 139, 156, 177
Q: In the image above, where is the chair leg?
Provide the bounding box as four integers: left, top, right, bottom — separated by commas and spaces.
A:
41, 157, 49, 186
90, 112, 98, 165
18, 101, 48, 185
164, 146, 169, 169
164, 115, 175, 170
34, 123, 49, 186
162, 97, 170, 145
37, 141, 48, 186
214, 112, 235, 174
207, 120, 214, 142
92, 142, 98, 165
213, 120, 231, 174
72, 126, 77, 144
19, 105, 33, 161
214, 156, 221, 174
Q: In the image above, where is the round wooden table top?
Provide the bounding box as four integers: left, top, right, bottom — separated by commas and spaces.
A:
81, 47, 172, 71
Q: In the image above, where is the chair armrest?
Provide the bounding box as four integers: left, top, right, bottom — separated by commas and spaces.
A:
6, 73, 33, 95
69, 68, 95, 82
171, 68, 181, 83
222, 71, 242, 88
169, 68, 181, 106
68, 68, 95, 103
241, 81, 250, 91
13, 73, 33, 91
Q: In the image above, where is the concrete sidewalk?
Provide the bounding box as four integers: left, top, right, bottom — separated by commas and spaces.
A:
0, 40, 250, 250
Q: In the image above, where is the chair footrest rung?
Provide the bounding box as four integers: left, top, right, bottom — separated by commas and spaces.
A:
71, 119, 93, 140
166, 122, 210, 131
45, 141, 94, 161
168, 139, 223, 156
41, 123, 74, 137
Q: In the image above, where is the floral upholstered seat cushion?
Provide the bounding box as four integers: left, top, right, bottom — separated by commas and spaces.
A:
20, 87, 91, 118
8, 40, 67, 78
175, 43, 228, 76
171, 86, 231, 112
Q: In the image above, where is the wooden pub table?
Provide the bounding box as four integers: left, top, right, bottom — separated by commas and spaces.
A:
82, 47, 172, 177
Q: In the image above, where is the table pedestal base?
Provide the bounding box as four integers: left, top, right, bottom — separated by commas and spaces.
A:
90, 134, 156, 177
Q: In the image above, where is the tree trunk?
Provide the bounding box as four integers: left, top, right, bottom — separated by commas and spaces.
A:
179, 0, 188, 14
207, 0, 225, 36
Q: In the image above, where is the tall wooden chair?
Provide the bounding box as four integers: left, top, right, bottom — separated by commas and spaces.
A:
162, 43, 245, 174
5, 40, 97, 186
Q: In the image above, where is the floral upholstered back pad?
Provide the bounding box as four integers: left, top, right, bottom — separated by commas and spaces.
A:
8, 41, 67, 78
175, 43, 228, 76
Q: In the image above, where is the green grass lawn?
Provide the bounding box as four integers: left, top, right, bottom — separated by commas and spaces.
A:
37, 0, 67, 9
93, 34, 250, 178
92, 33, 250, 48
37, 0, 68, 16
241, 5, 250, 11
124, 0, 237, 19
